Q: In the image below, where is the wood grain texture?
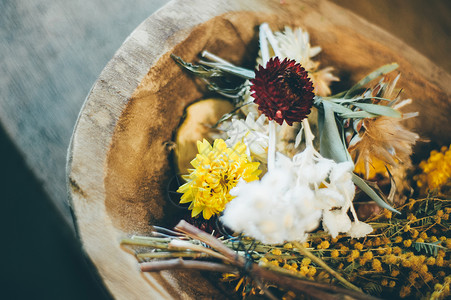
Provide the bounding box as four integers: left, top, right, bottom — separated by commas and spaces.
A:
331, 0, 451, 73
67, 0, 451, 298
0, 0, 170, 223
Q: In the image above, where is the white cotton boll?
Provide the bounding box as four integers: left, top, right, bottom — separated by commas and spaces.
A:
330, 161, 354, 183
221, 200, 246, 226
229, 178, 247, 196
286, 186, 322, 236
295, 163, 316, 184
259, 220, 278, 235
283, 211, 294, 228
275, 151, 293, 166
347, 222, 373, 238
338, 179, 356, 200
222, 167, 323, 245
322, 209, 352, 238
262, 168, 294, 192
316, 188, 345, 208
312, 159, 334, 184
299, 211, 323, 233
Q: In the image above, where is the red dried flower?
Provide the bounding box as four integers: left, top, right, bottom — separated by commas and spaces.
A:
250, 57, 314, 125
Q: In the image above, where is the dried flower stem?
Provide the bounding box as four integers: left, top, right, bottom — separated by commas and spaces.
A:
175, 220, 246, 265
292, 241, 362, 292
268, 121, 276, 171
173, 221, 376, 300
258, 23, 277, 171
137, 252, 208, 260
121, 239, 170, 249
302, 118, 314, 147
169, 239, 228, 261
140, 258, 238, 273
201, 50, 234, 66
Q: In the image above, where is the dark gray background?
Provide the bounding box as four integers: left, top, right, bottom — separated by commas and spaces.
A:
0, 0, 449, 299
0, 1, 168, 299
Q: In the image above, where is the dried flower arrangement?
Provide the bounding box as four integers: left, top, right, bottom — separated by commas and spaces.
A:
121, 24, 450, 299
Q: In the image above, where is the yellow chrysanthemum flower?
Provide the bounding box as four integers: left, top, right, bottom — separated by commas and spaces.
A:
177, 139, 261, 219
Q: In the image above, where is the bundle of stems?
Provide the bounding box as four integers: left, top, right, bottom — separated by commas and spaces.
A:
122, 220, 379, 300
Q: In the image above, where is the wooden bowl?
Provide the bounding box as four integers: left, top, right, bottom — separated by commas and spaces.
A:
67, 0, 451, 298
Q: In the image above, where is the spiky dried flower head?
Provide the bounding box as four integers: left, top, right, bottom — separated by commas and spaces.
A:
348, 74, 419, 180
250, 57, 314, 126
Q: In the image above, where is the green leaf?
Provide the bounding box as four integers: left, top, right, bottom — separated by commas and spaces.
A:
205, 81, 247, 99
171, 54, 224, 78
339, 111, 377, 119
322, 99, 354, 115
345, 63, 399, 98
198, 60, 255, 79
413, 241, 446, 256
318, 101, 351, 163
352, 102, 401, 118
352, 173, 401, 214
364, 283, 382, 295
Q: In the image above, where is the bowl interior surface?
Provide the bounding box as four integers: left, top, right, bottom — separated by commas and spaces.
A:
104, 11, 450, 236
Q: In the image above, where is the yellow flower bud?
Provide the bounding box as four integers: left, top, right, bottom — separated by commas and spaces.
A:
393, 247, 402, 255
301, 258, 311, 266
384, 254, 397, 265
399, 286, 411, 298
319, 241, 330, 249
401, 260, 411, 268
372, 259, 383, 272
354, 242, 363, 250
308, 267, 317, 277
424, 272, 433, 283
271, 249, 282, 256
426, 257, 436, 265
384, 209, 392, 219
331, 249, 339, 258
269, 260, 280, 267
363, 251, 373, 260
283, 242, 293, 249
436, 256, 444, 267
409, 272, 419, 281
